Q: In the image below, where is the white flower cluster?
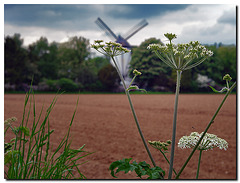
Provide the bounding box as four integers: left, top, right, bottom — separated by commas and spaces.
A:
147, 44, 167, 52
91, 40, 130, 57
147, 33, 213, 71
178, 132, 228, 151
4, 117, 17, 127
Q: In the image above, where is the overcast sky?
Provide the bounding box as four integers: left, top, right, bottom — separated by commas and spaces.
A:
4, 4, 237, 48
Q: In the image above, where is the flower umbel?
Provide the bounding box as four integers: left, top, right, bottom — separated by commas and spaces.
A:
178, 132, 228, 151
91, 40, 130, 57
223, 74, 232, 82
164, 33, 177, 43
147, 33, 213, 71
133, 69, 142, 76
148, 140, 171, 151
4, 117, 17, 127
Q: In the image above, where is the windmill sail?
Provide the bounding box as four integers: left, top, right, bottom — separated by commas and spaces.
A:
95, 17, 117, 40
95, 17, 148, 85
123, 19, 148, 41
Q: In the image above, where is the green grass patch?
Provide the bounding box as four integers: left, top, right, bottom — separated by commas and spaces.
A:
4, 87, 93, 179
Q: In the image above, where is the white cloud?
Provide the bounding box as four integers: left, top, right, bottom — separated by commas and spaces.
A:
136, 4, 236, 45
217, 7, 236, 25
176, 5, 236, 44
5, 23, 65, 45
4, 23, 109, 46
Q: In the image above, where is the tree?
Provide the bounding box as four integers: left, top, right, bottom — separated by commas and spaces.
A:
194, 45, 236, 86
28, 37, 59, 83
98, 64, 120, 91
57, 36, 90, 80
4, 34, 29, 89
77, 57, 109, 86
216, 46, 236, 82
170, 69, 198, 92
129, 38, 172, 90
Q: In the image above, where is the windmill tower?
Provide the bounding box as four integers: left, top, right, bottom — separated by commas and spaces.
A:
95, 17, 148, 85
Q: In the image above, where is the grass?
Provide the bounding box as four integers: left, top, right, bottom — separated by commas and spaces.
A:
4, 87, 93, 179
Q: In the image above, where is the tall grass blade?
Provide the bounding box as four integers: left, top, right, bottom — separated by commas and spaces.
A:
5, 87, 91, 179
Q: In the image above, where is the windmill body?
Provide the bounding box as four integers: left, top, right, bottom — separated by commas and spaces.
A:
95, 17, 148, 86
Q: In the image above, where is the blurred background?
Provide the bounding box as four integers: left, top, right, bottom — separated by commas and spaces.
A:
4, 4, 236, 93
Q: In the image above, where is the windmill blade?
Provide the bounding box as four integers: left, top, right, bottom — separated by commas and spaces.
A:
95, 17, 118, 40
123, 19, 148, 41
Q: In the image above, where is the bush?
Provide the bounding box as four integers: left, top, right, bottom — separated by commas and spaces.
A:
83, 80, 105, 92
46, 79, 59, 91
58, 78, 79, 92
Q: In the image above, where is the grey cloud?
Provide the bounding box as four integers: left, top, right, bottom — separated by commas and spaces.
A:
217, 8, 236, 25
4, 4, 99, 30
4, 4, 236, 45
4, 4, 190, 31
104, 4, 189, 19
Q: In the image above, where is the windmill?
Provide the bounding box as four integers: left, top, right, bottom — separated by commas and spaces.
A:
95, 17, 148, 85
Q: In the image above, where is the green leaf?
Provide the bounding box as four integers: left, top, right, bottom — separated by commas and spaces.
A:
133, 161, 149, 178
127, 85, 139, 91
16, 126, 30, 136
109, 158, 133, 178
127, 85, 147, 93
147, 166, 165, 179
4, 150, 20, 164
139, 89, 147, 93
43, 129, 55, 141
109, 158, 165, 179
209, 85, 228, 93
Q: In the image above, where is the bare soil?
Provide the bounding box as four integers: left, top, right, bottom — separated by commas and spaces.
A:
4, 93, 236, 179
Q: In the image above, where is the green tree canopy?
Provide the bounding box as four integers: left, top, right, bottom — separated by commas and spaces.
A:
28, 37, 59, 82
194, 45, 236, 86
57, 36, 90, 80
4, 34, 29, 88
129, 38, 172, 89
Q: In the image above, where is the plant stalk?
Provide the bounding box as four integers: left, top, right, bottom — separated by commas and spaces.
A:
159, 149, 177, 175
168, 70, 182, 179
111, 56, 157, 168
196, 150, 202, 179
128, 75, 137, 88
175, 81, 236, 179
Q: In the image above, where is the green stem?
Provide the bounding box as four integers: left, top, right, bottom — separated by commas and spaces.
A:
159, 149, 177, 175
128, 75, 137, 88
168, 70, 182, 179
4, 126, 10, 136
196, 150, 202, 179
226, 80, 229, 89
111, 56, 157, 168
175, 81, 236, 179
126, 91, 156, 168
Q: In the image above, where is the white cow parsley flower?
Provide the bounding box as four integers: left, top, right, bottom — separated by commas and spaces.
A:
147, 33, 213, 71
178, 132, 228, 151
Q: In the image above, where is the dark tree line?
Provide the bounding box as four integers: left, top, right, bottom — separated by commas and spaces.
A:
5, 34, 236, 93
4, 34, 119, 92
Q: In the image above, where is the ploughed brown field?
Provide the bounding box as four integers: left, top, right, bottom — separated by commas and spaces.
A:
4, 93, 236, 179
